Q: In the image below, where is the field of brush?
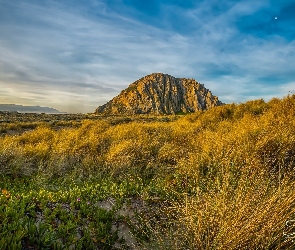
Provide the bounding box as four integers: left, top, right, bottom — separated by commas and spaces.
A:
1, 95, 295, 249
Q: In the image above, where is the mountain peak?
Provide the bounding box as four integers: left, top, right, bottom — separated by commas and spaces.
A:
95, 73, 223, 115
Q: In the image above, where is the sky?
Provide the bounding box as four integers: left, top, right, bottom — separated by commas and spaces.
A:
0, 0, 295, 113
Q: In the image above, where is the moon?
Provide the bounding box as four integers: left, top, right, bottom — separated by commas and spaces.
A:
275, 17, 278, 20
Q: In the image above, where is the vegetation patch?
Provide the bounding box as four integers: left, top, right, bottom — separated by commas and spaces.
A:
1, 95, 295, 249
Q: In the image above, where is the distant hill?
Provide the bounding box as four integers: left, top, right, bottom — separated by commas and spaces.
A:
0, 104, 63, 114
95, 73, 224, 115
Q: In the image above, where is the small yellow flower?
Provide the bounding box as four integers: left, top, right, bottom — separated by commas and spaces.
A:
1, 189, 11, 199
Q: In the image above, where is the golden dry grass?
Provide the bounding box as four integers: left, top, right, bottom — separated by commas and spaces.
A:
1, 95, 295, 249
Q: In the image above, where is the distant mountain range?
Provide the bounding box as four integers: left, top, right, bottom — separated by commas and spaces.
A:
0, 104, 64, 114
95, 73, 223, 115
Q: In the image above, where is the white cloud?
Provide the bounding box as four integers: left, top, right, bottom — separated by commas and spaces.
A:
0, 0, 294, 112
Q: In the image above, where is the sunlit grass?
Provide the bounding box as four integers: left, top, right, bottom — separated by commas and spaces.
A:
1, 94, 295, 249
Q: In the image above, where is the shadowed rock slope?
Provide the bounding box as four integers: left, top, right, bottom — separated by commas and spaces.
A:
95, 73, 224, 115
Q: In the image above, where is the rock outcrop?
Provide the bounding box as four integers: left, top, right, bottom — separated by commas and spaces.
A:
95, 73, 223, 115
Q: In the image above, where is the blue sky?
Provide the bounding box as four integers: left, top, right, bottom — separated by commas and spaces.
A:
0, 0, 294, 113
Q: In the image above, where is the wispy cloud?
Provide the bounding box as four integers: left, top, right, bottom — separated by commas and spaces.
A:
0, 0, 294, 112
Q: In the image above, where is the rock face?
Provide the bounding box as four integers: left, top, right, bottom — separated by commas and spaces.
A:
95, 73, 223, 115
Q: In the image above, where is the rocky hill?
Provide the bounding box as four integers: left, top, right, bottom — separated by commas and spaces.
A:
95, 73, 223, 115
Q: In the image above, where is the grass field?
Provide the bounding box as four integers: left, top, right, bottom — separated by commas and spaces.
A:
1, 95, 295, 249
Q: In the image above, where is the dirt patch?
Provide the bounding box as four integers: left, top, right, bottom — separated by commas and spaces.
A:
96, 197, 146, 249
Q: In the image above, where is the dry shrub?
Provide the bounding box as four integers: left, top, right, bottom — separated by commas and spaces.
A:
148, 168, 295, 250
